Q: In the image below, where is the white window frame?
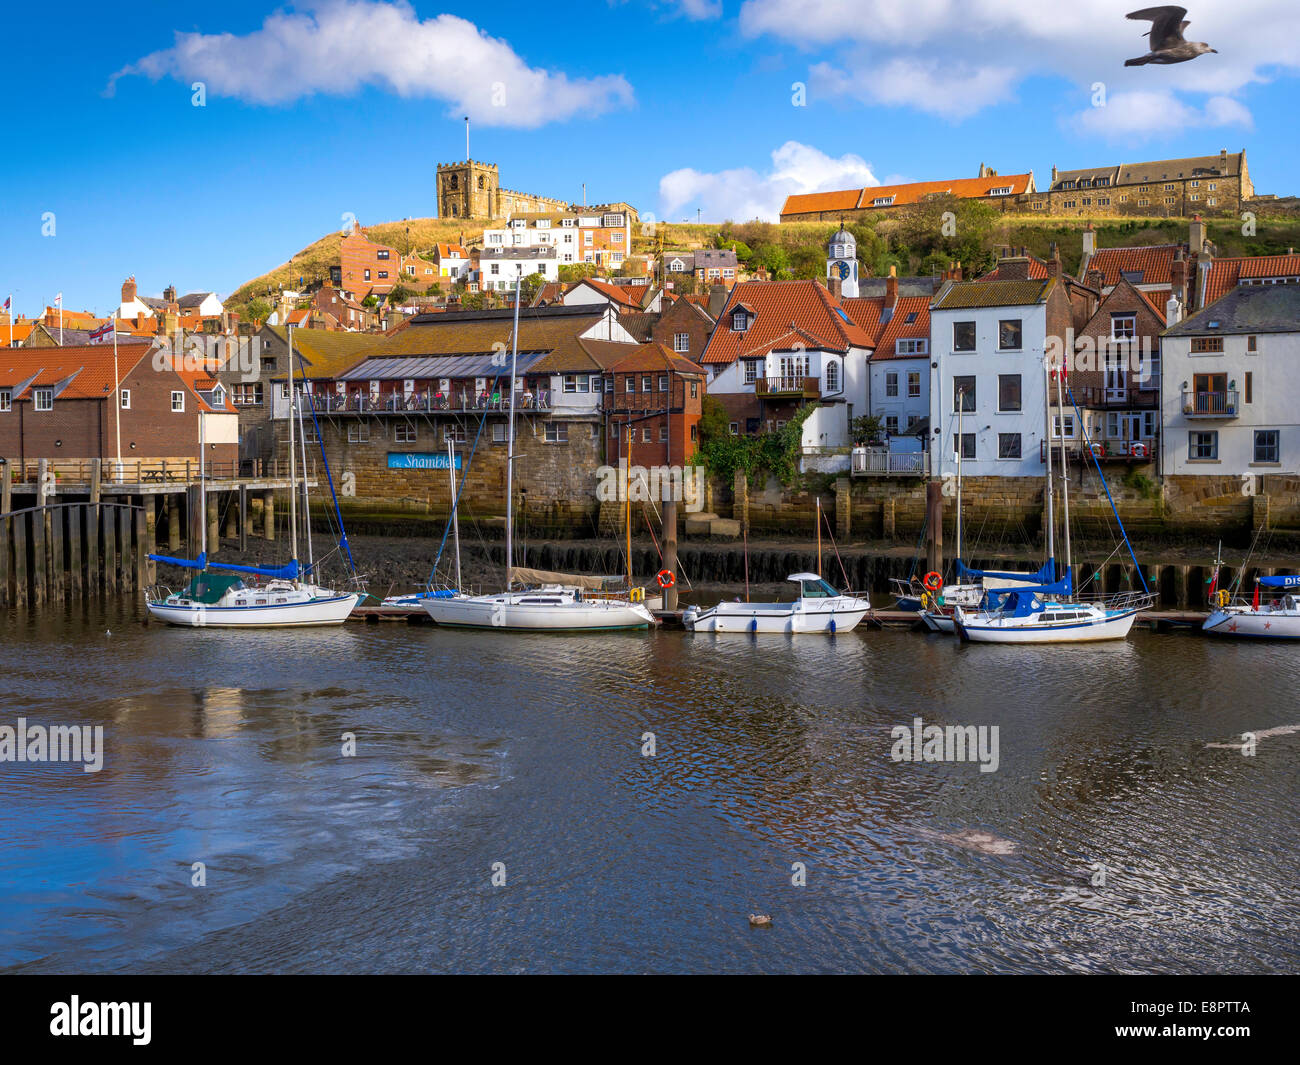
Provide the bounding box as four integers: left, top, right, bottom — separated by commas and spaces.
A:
120, 389, 131, 409
0, 389, 12, 412
171, 391, 185, 412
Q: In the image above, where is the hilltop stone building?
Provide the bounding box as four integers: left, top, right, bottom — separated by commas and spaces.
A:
436, 160, 569, 221
1025, 150, 1254, 217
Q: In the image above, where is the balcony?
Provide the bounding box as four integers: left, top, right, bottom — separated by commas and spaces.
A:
1181, 388, 1238, 418
1070, 383, 1160, 409
851, 448, 929, 477
755, 375, 820, 399
308, 389, 553, 414
1041, 438, 1155, 463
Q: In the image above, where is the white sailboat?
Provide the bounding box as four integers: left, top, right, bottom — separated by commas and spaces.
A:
421, 280, 654, 632
1204, 568, 1300, 638
145, 328, 362, 627
953, 358, 1153, 644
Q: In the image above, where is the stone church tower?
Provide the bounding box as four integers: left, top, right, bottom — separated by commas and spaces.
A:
437, 160, 500, 220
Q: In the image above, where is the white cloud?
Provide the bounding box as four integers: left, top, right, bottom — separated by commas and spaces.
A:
1074, 91, 1254, 139
110, 1, 634, 127
739, 0, 1300, 132
659, 140, 878, 221
664, 0, 723, 18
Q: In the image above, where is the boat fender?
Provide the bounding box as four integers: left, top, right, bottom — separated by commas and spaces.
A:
829, 618, 836, 634
749, 617, 758, 633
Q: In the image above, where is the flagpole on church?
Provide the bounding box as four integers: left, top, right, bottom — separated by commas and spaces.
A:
464, 116, 469, 160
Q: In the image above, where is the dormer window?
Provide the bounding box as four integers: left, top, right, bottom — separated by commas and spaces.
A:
732, 310, 749, 331
987, 186, 1012, 196
872, 195, 895, 207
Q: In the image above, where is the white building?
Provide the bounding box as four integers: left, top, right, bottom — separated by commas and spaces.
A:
867, 293, 932, 452
478, 246, 559, 291
826, 226, 859, 298
482, 208, 632, 270
1160, 284, 1300, 477
930, 277, 1075, 479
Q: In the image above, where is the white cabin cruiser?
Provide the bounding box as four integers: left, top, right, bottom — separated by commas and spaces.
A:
683, 574, 869, 634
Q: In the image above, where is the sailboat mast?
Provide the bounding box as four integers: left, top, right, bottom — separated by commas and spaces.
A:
1056, 369, 1072, 582
816, 497, 822, 577
298, 391, 314, 575
448, 436, 462, 590
1043, 358, 1056, 574
956, 388, 964, 563
625, 425, 632, 589
288, 326, 299, 568
504, 279, 521, 591
199, 408, 207, 560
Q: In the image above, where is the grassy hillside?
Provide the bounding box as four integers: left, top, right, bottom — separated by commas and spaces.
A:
229, 211, 1300, 312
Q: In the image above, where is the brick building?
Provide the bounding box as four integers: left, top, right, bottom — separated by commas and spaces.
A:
338, 227, 403, 299
1024, 150, 1253, 217
604, 342, 705, 468
0, 343, 237, 471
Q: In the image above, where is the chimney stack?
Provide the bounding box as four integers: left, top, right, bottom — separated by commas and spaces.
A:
1189, 215, 1207, 257
1166, 293, 1183, 328
999, 257, 1031, 282
1087, 268, 1105, 291
828, 276, 842, 299
1046, 242, 1061, 278
121, 276, 137, 305
886, 264, 898, 305
1081, 223, 1096, 258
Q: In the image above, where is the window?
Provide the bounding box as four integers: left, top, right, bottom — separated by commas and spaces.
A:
1052, 414, 1075, 439
658, 375, 669, 392
347, 423, 369, 443
0, 389, 10, 412
953, 376, 975, 412
641, 375, 653, 393
1247, 335, 1258, 353
171, 391, 184, 412
1111, 313, 1136, 340
998, 374, 1022, 412
563, 374, 591, 394
376, 250, 389, 260
492, 422, 508, 444
364, 269, 371, 281
885, 415, 899, 434
377, 271, 388, 280
907, 372, 921, 399
35, 388, 54, 411
394, 423, 417, 445
545, 422, 569, 443
120, 389, 131, 410
690, 382, 698, 399
1254, 430, 1279, 463
605, 377, 614, 393
590, 376, 601, 394
659, 426, 668, 443
728, 422, 739, 435
998, 319, 1022, 350
953, 321, 976, 351
885, 372, 899, 397
625, 376, 635, 393
1191, 337, 1224, 354
1245, 372, 1253, 404
896, 338, 928, 355
674, 332, 689, 353
639, 427, 650, 443
743, 361, 758, 385
952, 433, 975, 459
732, 311, 749, 331
998, 433, 1022, 459
443, 426, 467, 443
1188, 431, 1218, 460
825, 360, 839, 392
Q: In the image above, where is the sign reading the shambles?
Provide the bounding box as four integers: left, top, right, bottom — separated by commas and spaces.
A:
387, 452, 463, 471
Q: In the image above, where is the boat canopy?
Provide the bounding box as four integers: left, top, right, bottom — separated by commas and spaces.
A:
181, 572, 245, 604
956, 559, 1057, 584
147, 552, 305, 580
981, 567, 1074, 611
509, 566, 617, 591
1258, 575, 1300, 588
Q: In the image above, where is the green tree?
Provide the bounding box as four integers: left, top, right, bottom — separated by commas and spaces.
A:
698, 394, 730, 443
386, 283, 412, 304
520, 270, 548, 301
245, 298, 270, 324
558, 263, 599, 283
850, 414, 883, 445
361, 294, 379, 309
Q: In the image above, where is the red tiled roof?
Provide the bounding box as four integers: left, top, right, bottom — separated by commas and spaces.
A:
839, 296, 886, 344
608, 341, 704, 376
1135, 287, 1170, 324
1086, 244, 1179, 288
871, 297, 932, 360
0, 343, 153, 398
978, 256, 1051, 282
701, 280, 873, 365
781, 174, 1032, 218
1202, 254, 1300, 306
574, 278, 643, 310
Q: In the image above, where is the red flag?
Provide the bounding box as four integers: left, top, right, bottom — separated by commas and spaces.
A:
1252, 581, 1260, 611
1206, 565, 1219, 596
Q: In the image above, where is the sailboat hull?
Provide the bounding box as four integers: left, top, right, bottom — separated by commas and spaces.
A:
146, 593, 361, 628
421, 592, 654, 631
1204, 608, 1300, 638
954, 606, 1140, 643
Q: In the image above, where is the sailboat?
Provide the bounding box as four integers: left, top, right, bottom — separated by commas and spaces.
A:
683, 499, 870, 634
420, 280, 655, 631
952, 357, 1154, 643
1203, 551, 1300, 638
145, 329, 362, 627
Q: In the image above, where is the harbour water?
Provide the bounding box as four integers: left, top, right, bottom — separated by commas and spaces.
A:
2, 597, 1298, 974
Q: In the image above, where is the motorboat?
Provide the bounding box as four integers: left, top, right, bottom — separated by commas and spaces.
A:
683, 573, 869, 634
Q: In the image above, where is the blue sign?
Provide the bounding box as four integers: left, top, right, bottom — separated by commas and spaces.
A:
387, 452, 463, 470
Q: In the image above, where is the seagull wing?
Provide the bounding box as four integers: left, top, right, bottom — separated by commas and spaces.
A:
1126, 6, 1189, 50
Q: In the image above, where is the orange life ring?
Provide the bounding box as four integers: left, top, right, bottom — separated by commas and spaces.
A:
923, 571, 943, 593
1089, 441, 1104, 457
656, 569, 676, 589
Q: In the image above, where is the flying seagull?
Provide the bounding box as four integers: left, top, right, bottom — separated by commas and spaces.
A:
1125, 6, 1217, 65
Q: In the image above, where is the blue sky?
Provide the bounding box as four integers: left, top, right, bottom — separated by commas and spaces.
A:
3, 0, 1296, 316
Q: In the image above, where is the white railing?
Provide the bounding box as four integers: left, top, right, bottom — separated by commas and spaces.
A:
851, 448, 929, 476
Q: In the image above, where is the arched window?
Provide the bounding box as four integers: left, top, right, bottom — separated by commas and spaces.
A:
825, 359, 839, 392
449, 173, 458, 189
478, 175, 485, 189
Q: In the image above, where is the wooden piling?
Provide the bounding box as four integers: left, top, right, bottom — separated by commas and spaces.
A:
925, 481, 944, 575
207, 492, 219, 557
30, 504, 47, 608
102, 504, 117, 595
50, 506, 64, 602
663, 498, 679, 611
167, 492, 181, 551
13, 510, 28, 608
135, 504, 148, 590
263, 490, 275, 541
117, 506, 131, 587
144, 497, 157, 584
68, 503, 83, 600
239, 485, 248, 553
